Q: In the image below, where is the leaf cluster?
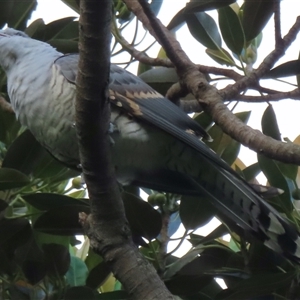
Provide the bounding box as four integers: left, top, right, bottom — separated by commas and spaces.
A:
1, 0, 300, 299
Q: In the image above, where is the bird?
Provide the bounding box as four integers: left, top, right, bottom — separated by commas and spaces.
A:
0, 28, 299, 262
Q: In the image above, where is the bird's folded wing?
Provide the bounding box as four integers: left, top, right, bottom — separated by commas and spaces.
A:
55, 54, 232, 174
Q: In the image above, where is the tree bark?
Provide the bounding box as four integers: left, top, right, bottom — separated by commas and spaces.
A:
75, 1, 174, 298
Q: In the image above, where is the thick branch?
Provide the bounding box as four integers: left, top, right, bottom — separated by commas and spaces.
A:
235, 89, 300, 102
222, 16, 300, 99
124, 0, 300, 164
76, 1, 173, 299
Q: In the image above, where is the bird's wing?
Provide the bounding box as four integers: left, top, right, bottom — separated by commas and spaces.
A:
55, 54, 235, 174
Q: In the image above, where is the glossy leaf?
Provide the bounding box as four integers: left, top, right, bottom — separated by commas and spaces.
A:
66, 256, 89, 287
86, 261, 111, 289
261, 105, 281, 141
23, 193, 89, 211
139, 67, 178, 96
218, 6, 245, 54
165, 246, 206, 278
188, 225, 229, 246
6, 0, 37, 30
123, 192, 162, 240
206, 48, 236, 66
216, 271, 296, 300
2, 130, 45, 175
242, 163, 261, 182
43, 243, 71, 276
167, 0, 235, 31
0, 218, 31, 245
34, 205, 90, 235
0, 107, 21, 146
25, 18, 46, 38
242, 0, 275, 41
180, 195, 216, 230
65, 286, 96, 300
186, 12, 222, 50
265, 60, 300, 79
165, 274, 213, 296
206, 111, 250, 166
178, 247, 233, 276
194, 111, 213, 131
44, 17, 77, 40
18, 240, 47, 284
48, 39, 78, 53
0, 168, 30, 190
257, 154, 293, 213
60, 0, 80, 13
0, 0, 14, 28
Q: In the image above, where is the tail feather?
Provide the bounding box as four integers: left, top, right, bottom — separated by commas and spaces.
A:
194, 161, 300, 262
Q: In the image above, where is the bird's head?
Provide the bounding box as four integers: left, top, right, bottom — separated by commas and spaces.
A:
0, 28, 58, 73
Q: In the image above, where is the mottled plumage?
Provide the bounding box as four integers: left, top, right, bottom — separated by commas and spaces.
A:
0, 28, 299, 261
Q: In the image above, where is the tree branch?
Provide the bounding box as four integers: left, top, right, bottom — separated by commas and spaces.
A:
235, 89, 300, 102
124, 0, 300, 164
76, 1, 174, 298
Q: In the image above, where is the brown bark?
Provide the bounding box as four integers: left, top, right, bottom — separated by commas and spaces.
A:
75, 1, 174, 298
123, 0, 300, 165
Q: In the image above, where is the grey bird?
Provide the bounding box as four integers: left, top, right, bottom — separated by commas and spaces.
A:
0, 28, 299, 261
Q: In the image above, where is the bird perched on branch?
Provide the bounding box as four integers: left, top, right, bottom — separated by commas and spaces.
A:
0, 28, 299, 261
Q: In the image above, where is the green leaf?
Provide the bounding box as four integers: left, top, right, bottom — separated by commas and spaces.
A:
261, 104, 281, 140
60, 0, 80, 13
180, 195, 216, 230
139, 67, 178, 96
194, 111, 213, 131
43, 243, 70, 276
0, 218, 31, 245
264, 60, 300, 79
0, 0, 14, 28
137, 62, 152, 76
188, 225, 229, 246
66, 256, 89, 287
85, 248, 103, 271
44, 17, 77, 40
25, 18, 46, 38
65, 286, 96, 300
2, 130, 45, 175
218, 6, 245, 54
7, 0, 37, 30
165, 274, 213, 296
260, 105, 297, 200
242, 163, 261, 182
167, 0, 236, 31
34, 205, 90, 235
242, 0, 275, 41
186, 12, 222, 50
206, 48, 236, 66
0, 168, 30, 190
257, 154, 293, 213
178, 247, 234, 276
0, 106, 21, 146
185, 0, 236, 14
217, 271, 296, 300
23, 193, 89, 211
86, 261, 111, 289
123, 192, 162, 240
18, 240, 47, 284
165, 246, 206, 278
48, 39, 79, 53
206, 111, 250, 166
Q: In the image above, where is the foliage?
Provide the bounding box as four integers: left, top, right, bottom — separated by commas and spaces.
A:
0, 0, 300, 299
